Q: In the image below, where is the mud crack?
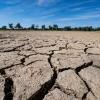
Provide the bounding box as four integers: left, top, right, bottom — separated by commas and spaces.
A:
75, 61, 95, 99
75, 61, 93, 73
27, 51, 57, 100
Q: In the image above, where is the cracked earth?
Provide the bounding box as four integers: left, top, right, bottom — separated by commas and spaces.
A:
0, 31, 100, 100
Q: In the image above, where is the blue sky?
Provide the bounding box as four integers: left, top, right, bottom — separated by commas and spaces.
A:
0, 0, 100, 27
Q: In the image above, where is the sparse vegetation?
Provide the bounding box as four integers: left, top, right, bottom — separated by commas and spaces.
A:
15, 23, 23, 29
42, 25, 46, 30
1, 26, 7, 30
30, 24, 35, 30
9, 23, 14, 29
0, 23, 100, 31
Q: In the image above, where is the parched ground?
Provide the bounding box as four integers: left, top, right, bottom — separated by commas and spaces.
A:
0, 31, 100, 100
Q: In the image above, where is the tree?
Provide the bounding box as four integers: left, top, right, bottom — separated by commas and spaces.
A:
87, 26, 93, 31
35, 25, 39, 30
48, 25, 53, 30
95, 27, 100, 31
64, 26, 71, 31
9, 23, 14, 29
1, 26, 7, 30
53, 24, 58, 30
41, 25, 46, 30
15, 23, 23, 29
30, 24, 35, 30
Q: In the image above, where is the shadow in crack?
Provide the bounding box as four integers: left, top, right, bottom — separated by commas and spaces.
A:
28, 70, 57, 100
0, 69, 6, 75
3, 77, 13, 100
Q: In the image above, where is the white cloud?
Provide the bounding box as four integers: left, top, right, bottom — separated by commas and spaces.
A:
38, 0, 45, 5
0, 0, 21, 5
40, 14, 55, 19
69, 0, 94, 8
56, 12, 100, 22
38, 0, 94, 15
37, 0, 54, 6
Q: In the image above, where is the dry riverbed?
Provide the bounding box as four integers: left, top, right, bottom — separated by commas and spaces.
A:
0, 31, 100, 100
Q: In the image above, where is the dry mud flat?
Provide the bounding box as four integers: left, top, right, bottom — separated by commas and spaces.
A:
0, 31, 100, 100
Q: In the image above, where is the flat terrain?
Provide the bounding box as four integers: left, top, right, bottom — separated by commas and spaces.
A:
0, 31, 100, 100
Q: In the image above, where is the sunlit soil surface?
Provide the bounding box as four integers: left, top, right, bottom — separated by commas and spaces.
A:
0, 31, 100, 100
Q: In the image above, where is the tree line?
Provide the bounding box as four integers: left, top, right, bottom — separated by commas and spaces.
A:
0, 23, 100, 31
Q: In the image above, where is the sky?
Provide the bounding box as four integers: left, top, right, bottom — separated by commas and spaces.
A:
0, 0, 100, 27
